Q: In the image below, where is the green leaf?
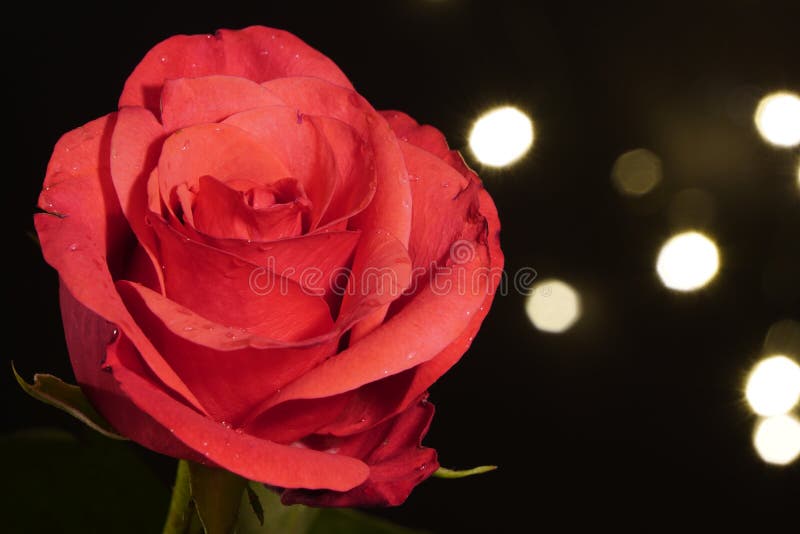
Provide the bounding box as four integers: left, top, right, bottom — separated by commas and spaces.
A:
189, 462, 248, 534
432, 465, 498, 479
12, 362, 126, 440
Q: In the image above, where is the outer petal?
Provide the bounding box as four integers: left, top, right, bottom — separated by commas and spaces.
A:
110, 106, 166, 292
160, 75, 285, 132
120, 26, 352, 117
104, 331, 370, 491
117, 281, 338, 425
60, 283, 202, 460
35, 115, 206, 414
317, 189, 504, 436
264, 243, 490, 407
282, 398, 438, 507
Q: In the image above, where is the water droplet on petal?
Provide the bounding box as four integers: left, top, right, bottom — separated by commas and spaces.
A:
160, 56, 167, 63
418, 464, 427, 471
221, 421, 232, 429
294, 53, 300, 59
183, 325, 194, 332
68, 243, 78, 251
359, 417, 367, 424
442, 182, 450, 188
109, 328, 119, 343
202, 441, 208, 447
407, 351, 417, 360
260, 49, 270, 56
181, 140, 190, 151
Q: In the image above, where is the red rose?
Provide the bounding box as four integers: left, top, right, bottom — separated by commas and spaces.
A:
35, 26, 503, 507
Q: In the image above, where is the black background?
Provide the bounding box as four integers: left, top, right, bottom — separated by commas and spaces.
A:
5, 0, 800, 531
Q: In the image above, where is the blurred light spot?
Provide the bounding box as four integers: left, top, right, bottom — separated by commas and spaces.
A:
525, 279, 581, 333
753, 415, 800, 466
469, 106, 534, 167
611, 148, 662, 196
656, 231, 720, 291
745, 355, 800, 416
754, 91, 800, 147
668, 189, 716, 229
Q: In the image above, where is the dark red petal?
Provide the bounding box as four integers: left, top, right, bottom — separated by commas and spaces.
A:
282, 398, 438, 507
119, 26, 352, 117
103, 332, 370, 491
151, 217, 334, 340
262, 77, 412, 246
110, 107, 166, 291
117, 281, 338, 425
160, 76, 285, 132
35, 115, 206, 414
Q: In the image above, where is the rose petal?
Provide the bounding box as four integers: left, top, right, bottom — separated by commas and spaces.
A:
179, 229, 361, 299
117, 281, 338, 424
120, 26, 352, 118
110, 107, 166, 292
264, 243, 490, 406
282, 397, 437, 507
104, 332, 370, 491
262, 77, 412, 246
191, 176, 306, 241
222, 107, 340, 229
36, 115, 206, 414
382, 110, 474, 177
151, 217, 334, 340
315, 189, 504, 436
161, 75, 285, 132
157, 123, 290, 219
60, 283, 203, 460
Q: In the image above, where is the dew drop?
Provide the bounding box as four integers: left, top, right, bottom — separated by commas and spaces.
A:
259, 49, 270, 56
183, 325, 194, 332
202, 441, 208, 447
221, 421, 232, 429
381, 439, 389, 447
270, 34, 276, 40
225, 332, 236, 339
294, 53, 300, 59
109, 328, 119, 343
359, 417, 367, 424
418, 464, 427, 471
382, 369, 389, 375
402, 199, 410, 208
442, 182, 450, 188
68, 243, 78, 251
406, 351, 417, 360
169, 428, 175, 433
160, 56, 167, 63
181, 140, 190, 151
235, 428, 244, 434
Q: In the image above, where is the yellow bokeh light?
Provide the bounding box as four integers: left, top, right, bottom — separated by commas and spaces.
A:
656, 231, 720, 291
525, 279, 581, 334
611, 148, 662, 196
745, 355, 800, 416
469, 106, 534, 167
753, 415, 800, 466
754, 91, 800, 147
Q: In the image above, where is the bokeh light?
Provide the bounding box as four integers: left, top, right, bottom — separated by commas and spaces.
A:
525, 279, 581, 334
611, 148, 662, 196
754, 91, 800, 147
753, 415, 800, 466
469, 106, 534, 167
745, 355, 800, 416
656, 231, 720, 291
